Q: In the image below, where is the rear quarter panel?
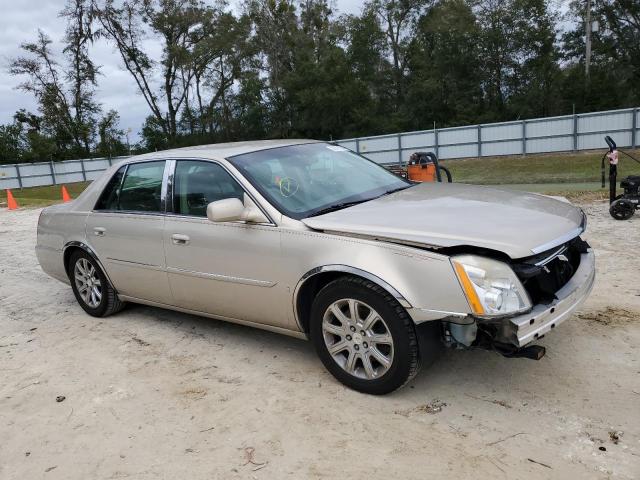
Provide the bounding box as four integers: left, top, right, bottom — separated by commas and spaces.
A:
36, 204, 89, 284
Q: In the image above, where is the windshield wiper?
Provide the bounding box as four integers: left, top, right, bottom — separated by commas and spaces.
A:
307, 199, 371, 217
307, 185, 412, 218
382, 184, 412, 196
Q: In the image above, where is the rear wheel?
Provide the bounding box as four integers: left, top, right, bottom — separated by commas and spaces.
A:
68, 250, 124, 317
310, 276, 422, 394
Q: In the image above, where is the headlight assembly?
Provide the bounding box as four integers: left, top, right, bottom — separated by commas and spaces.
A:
452, 255, 531, 317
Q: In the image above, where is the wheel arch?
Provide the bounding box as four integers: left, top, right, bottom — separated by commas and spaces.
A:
63, 241, 115, 290
293, 265, 412, 334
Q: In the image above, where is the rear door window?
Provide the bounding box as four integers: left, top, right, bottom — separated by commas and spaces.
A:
95, 161, 166, 213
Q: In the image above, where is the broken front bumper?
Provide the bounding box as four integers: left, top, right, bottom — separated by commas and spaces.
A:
494, 249, 596, 347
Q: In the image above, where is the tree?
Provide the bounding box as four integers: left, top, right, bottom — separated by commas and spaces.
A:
245, 0, 299, 137
5, 0, 639, 163
9, 30, 98, 158
8, 0, 100, 160
94, 0, 210, 142
474, 0, 518, 119
507, 0, 562, 118
0, 122, 23, 164
61, 0, 101, 154
12, 110, 57, 162
364, 0, 431, 112
230, 70, 270, 139
341, 9, 392, 134
560, 0, 629, 112
96, 110, 128, 157
188, 10, 253, 138
284, 0, 365, 138
405, 0, 483, 128
597, 0, 640, 103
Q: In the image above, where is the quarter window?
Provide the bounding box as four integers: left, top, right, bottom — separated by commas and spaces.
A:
95, 165, 126, 210
173, 161, 245, 217
95, 161, 166, 212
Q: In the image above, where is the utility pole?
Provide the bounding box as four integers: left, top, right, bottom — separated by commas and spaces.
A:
126, 127, 132, 156
585, 0, 592, 80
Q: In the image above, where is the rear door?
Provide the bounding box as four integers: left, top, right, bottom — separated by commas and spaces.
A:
85, 160, 172, 303
163, 160, 289, 328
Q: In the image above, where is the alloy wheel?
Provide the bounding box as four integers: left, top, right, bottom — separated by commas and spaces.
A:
322, 298, 394, 380
73, 258, 102, 308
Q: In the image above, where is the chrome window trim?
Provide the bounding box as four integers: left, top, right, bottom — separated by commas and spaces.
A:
160, 159, 174, 213
160, 213, 274, 227
88, 211, 167, 217
165, 159, 176, 214
93, 163, 127, 212
91, 156, 278, 225
92, 159, 167, 215
165, 158, 277, 226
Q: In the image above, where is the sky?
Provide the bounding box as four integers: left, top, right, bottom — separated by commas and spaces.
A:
0, 0, 365, 142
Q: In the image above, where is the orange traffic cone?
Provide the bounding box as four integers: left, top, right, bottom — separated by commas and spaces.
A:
61, 185, 72, 202
6, 189, 19, 210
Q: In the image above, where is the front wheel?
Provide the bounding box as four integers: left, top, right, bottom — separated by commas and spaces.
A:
310, 276, 422, 394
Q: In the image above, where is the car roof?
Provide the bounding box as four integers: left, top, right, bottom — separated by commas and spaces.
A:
125, 139, 321, 163
70, 139, 323, 212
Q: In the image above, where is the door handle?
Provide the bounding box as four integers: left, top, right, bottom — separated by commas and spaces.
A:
171, 233, 190, 245
93, 227, 106, 236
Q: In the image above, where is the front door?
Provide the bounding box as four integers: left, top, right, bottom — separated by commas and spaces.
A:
85, 160, 172, 303
163, 160, 289, 329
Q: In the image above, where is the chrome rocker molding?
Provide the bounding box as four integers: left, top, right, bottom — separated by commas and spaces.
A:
118, 294, 307, 340
166, 266, 276, 287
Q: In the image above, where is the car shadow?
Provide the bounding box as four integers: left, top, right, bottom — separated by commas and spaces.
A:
122, 301, 315, 357
121, 302, 578, 399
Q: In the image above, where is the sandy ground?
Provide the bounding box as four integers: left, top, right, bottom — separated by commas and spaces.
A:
0, 203, 639, 480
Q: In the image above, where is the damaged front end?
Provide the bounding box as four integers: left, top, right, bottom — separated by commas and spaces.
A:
438, 237, 595, 360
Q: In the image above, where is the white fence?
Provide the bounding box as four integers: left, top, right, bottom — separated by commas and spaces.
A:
335, 107, 640, 165
0, 156, 129, 190
1, 106, 639, 189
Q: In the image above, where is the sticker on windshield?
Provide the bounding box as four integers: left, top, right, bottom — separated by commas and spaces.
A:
326, 145, 347, 152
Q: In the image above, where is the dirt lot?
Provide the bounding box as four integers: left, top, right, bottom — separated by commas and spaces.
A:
1, 202, 639, 479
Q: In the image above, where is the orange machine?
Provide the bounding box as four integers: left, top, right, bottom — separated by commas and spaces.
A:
407, 162, 438, 182
406, 152, 452, 183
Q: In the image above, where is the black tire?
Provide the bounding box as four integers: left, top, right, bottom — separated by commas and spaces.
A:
309, 276, 423, 395
609, 199, 635, 220
68, 250, 125, 317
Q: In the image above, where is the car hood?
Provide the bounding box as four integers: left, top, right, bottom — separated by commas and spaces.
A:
301, 183, 585, 259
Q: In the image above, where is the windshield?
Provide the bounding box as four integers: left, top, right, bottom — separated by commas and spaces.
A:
228, 143, 410, 219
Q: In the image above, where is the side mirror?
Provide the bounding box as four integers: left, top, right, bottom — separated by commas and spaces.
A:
206, 195, 269, 224
207, 198, 245, 222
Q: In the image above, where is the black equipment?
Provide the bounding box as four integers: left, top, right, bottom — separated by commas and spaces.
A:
601, 136, 640, 220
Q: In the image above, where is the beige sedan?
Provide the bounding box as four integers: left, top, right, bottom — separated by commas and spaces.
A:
36, 140, 595, 394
